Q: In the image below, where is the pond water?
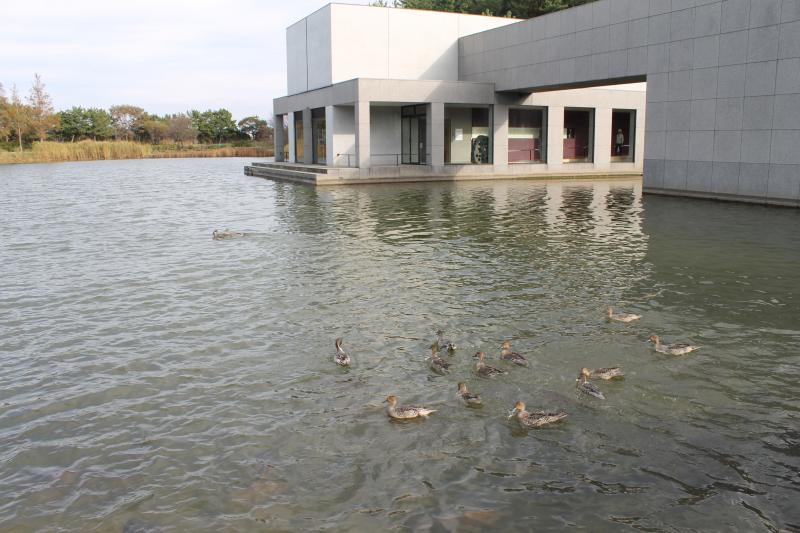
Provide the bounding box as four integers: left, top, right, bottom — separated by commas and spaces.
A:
1, 158, 799, 532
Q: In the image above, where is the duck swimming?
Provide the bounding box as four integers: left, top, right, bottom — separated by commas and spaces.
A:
576, 368, 606, 399
586, 366, 624, 380
649, 335, 700, 355
436, 330, 457, 353
334, 337, 350, 366
508, 401, 567, 428
429, 344, 451, 374
384, 395, 436, 419
212, 229, 246, 240
457, 382, 482, 407
473, 351, 507, 377
500, 340, 528, 366
607, 306, 641, 323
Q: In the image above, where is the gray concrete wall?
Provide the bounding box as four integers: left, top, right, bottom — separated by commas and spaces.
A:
460, 0, 800, 205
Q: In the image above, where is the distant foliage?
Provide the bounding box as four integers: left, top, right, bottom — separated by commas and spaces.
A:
0, 74, 273, 152
395, 0, 595, 18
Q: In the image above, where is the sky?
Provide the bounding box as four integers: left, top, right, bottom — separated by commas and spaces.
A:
0, 0, 358, 121
1, 1, 644, 122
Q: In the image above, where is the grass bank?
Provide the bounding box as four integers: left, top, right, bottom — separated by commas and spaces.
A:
0, 141, 272, 165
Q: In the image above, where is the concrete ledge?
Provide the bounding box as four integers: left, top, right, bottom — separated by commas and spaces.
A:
644, 187, 800, 208
245, 162, 642, 187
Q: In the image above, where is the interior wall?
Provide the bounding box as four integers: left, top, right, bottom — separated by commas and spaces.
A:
370, 106, 402, 166
332, 105, 355, 167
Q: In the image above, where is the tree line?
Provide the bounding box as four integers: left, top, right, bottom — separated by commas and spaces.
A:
0, 75, 272, 150
372, 0, 595, 18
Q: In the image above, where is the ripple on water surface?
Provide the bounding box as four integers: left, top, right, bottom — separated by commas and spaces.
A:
0, 158, 799, 531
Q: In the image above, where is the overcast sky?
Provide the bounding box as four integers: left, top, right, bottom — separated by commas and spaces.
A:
2, 1, 644, 121
0, 0, 357, 120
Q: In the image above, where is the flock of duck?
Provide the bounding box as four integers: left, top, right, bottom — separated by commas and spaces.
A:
335, 307, 701, 429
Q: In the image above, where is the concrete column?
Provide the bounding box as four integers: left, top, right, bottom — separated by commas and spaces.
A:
547, 106, 564, 169
325, 106, 334, 167
493, 104, 508, 167
355, 101, 370, 169
634, 110, 645, 169
594, 107, 612, 169
287, 113, 296, 163
273, 114, 285, 162
428, 102, 444, 167
302, 108, 313, 165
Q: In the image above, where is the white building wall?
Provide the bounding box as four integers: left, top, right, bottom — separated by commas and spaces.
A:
331, 105, 355, 167
286, 19, 308, 95
306, 7, 332, 91
287, 4, 517, 95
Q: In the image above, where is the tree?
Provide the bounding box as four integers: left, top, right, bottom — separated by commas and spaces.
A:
142, 117, 168, 144
166, 114, 197, 145
86, 108, 114, 140
110, 105, 146, 140
5, 85, 31, 150
237, 116, 269, 140
56, 107, 92, 141
0, 83, 10, 142
190, 109, 237, 144
28, 73, 59, 142
398, 0, 594, 18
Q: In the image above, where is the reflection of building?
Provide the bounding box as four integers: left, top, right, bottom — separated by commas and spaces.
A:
247, 3, 645, 185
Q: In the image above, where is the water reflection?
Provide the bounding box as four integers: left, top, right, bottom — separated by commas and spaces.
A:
0, 160, 798, 532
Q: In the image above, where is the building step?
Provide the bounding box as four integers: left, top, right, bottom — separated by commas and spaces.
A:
249, 162, 333, 175
244, 165, 319, 184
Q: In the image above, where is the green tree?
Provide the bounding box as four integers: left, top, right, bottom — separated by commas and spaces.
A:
56, 107, 91, 141
86, 108, 114, 140
28, 73, 59, 142
190, 109, 237, 144
399, 0, 594, 17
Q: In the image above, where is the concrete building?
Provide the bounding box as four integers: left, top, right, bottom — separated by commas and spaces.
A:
248, 0, 800, 207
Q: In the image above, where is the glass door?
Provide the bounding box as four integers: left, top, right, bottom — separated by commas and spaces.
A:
311, 108, 326, 165
401, 105, 427, 164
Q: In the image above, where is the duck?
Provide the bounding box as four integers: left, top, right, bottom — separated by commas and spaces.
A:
429, 344, 451, 374
586, 366, 624, 380
456, 382, 482, 407
576, 368, 605, 399
384, 395, 436, 419
473, 351, 507, 377
649, 335, 700, 355
500, 340, 528, 366
508, 401, 567, 428
212, 229, 246, 240
436, 330, 457, 353
607, 306, 641, 323
334, 337, 350, 366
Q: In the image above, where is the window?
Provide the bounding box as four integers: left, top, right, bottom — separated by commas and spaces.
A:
509, 108, 546, 163
563, 108, 594, 163
444, 106, 492, 164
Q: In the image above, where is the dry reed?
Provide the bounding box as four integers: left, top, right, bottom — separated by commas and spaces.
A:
0, 141, 272, 165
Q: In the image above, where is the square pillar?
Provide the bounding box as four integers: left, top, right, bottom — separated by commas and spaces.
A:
493, 104, 509, 166
594, 107, 612, 169
428, 102, 444, 167
302, 107, 313, 165
273, 114, 285, 162
287, 114, 296, 163
355, 101, 370, 169
547, 106, 564, 169
325, 106, 334, 167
